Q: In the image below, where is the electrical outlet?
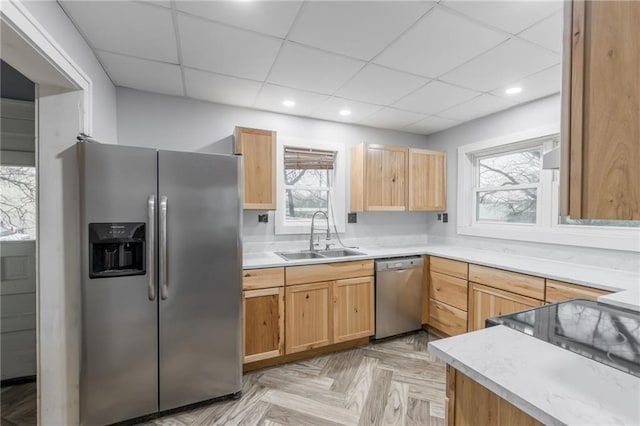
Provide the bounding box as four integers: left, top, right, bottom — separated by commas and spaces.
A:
437, 213, 442, 221
258, 213, 268, 223
442, 213, 448, 223
348, 212, 357, 223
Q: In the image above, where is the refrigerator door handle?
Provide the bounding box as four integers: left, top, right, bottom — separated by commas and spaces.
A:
160, 196, 168, 300
147, 195, 156, 301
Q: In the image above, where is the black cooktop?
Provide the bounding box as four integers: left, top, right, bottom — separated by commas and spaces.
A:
487, 299, 640, 378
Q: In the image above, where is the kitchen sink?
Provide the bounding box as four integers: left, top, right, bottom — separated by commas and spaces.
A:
315, 248, 365, 257
275, 248, 365, 261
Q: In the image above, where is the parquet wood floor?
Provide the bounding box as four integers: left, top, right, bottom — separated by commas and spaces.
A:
1, 331, 445, 426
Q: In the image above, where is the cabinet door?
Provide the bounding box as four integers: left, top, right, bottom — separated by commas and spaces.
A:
243, 287, 284, 363
468, 283, 543, 331
408, 149, 446, 211
365, 145, 408, 211
234, 127, 276, 210
333, 277, 374, 343
286, 282, 332, 354
562, 1, 640, 219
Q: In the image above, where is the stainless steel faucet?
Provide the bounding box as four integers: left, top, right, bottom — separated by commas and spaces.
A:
309, 210, 331, 251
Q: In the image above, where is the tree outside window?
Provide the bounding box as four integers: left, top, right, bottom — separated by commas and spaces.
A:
0, 165, 36, 240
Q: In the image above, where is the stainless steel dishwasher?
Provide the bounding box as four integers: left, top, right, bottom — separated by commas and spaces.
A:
375, 256, 423, 339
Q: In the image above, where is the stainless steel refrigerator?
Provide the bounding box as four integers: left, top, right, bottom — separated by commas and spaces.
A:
78, 142, 242, 425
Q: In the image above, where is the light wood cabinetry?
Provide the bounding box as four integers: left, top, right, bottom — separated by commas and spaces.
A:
447, 366, 542, 426
286, 282, 332, 354
427, 256, 469, 336
561, 0, 640, 220
333, 276, 374, 343
469, 264, 545, 300
468, 283, 543, 331
351, 143, 408, 211
408, 149, 446, 211
242, 267, 285, 363
234, 127, 276, 210
285, 259, 374, 286
545, 279, 612, 303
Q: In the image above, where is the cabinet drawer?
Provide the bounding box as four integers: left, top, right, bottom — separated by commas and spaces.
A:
545, 280, 612, 303
242, 267, 284, 290
469, 264, 544, 300
430, 257, 468, 279
430, 272, 468, 311
285, 260, 374, 286
429, 299, 467, 336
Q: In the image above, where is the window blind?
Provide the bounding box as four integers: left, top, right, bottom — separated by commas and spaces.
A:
284, 147, 336, 170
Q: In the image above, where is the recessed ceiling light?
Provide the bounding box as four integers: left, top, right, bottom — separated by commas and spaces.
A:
282, 100, 295, 108
339, 109, 352, 116
505, 86, 522, 95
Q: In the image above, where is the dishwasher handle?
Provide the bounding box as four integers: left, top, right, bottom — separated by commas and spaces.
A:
376, 256, 423, 272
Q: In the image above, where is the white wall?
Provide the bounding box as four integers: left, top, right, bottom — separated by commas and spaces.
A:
19, 0, 117, 143
116, 88, 432, 245
424, 94, 639, 271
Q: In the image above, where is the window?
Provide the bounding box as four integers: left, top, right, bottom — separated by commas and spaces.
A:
284, 147, 335, 221
275, 138, 346, 235
475, 147, 541, 224
0, 165, 36, 240
457, 124, 639, 252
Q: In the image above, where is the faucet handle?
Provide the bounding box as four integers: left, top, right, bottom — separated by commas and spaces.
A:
325, 242, 335, 250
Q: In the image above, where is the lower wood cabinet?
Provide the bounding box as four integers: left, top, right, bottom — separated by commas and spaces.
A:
545, 279, 612, 303
429, 299, 467, 336
333, 276, 374, 343
468, 283, 543, 331
243, 287, 284, 363
285, 282, 333, 354
447, 366, 542, 426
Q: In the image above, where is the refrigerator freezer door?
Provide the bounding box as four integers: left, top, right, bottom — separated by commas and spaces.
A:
157, 150, 242, 411
79, 143, 159, 425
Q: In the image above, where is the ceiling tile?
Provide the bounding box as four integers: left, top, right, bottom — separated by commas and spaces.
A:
518, 11, 563, 53
358, 108, 426, 130
374, 8, 508, 78
254, 84, 330, 117
311, 97, 382, 123
403, 115, 462, 135
491, 65, 561, 103
441, 0, 563, 34
438, 94, 515, 122
97, 50, 183, 97
440, 38, 560, 92
268, 43, 364, 95
335, 65, 429, 105
289, 1, 434, 61
183, 68, 262, 108
393, 80, 479, 115
175, 1, 302, 38
60, 1, 178, 63
178, 15, 282, 81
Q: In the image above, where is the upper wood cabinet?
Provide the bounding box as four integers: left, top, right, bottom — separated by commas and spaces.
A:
561, 1, 640, 220
408, 149, 446, 211
234, 127, 276, 210
351, 143, 408, 211
351, 143, 447, 212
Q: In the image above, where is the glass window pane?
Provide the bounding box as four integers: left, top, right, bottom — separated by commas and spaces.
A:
559, 217, 640, 228
476, 189, 537, 223
0, 166, 36, 240
284, 168, 330, 187
478, 149, 541, 187
284, 189, 328, 220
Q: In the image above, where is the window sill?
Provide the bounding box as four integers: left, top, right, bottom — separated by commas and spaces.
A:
458, 225, 640, 252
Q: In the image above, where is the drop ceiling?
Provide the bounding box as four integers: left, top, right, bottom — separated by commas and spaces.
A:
59, 0, 564, 135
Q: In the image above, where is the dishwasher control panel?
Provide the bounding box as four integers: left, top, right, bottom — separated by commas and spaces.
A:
375, 256, 423, 271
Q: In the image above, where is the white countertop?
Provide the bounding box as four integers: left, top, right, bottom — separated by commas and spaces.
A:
428, 325, 640, 426
243, 243, 639, 297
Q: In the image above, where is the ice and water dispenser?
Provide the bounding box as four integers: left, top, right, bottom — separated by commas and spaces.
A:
89, 223, 146, 278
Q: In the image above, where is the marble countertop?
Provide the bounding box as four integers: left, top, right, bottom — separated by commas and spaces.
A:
428, 325, 640, 426
243, 243, 639, 298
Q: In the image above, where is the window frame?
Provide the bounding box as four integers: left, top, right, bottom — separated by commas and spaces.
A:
275, 136, 346, 235
457, 124, 640, 252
